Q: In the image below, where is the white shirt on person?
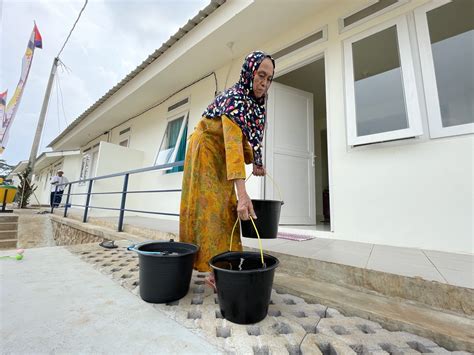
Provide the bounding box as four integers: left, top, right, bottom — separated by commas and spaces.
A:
50, 175, 69, 192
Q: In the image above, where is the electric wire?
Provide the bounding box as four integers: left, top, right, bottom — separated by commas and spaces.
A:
36, 1, 86, 157
57, 0, 88, 58
56, 71, 69, 127
81, 71, 218, 148
57, 58, 72, 74
55, 74, 61, 133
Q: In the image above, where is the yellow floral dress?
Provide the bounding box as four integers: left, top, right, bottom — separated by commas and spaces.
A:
179, 115, 253, 271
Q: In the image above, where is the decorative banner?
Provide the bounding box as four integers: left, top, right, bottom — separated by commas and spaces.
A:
0, 91, 7, 154
0, 90, 6, 123
0, 23, 42, 150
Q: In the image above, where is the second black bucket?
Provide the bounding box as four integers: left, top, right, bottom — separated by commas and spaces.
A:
128, 240, 198, 303
209, 251, 279, 324
240, 199, 283, 239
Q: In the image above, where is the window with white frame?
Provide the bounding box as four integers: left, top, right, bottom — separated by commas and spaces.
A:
119, 127, 131, 147
89, 145, 99, 178
43, 170, 50, 190
154, 112, 188, 173
272, 27, 327, 60
79, 153, 91, 185
339, 0, 408, 33
344, 16, 422, 145
414, 0, 473, 138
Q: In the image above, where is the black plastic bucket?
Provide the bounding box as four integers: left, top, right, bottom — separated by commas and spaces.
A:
209, 251, 279, 324
240, 199, 284, 239
128, 240, 198, 303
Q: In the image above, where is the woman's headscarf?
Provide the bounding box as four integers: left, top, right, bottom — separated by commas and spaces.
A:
203, 51, 275, 167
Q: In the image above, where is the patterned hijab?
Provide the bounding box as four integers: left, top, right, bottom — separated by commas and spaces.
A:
203, 51, 275, 167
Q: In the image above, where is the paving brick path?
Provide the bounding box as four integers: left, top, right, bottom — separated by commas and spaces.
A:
68, 241, 469, 354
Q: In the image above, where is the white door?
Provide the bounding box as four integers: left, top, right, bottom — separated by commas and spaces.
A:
266, 82, 316, 225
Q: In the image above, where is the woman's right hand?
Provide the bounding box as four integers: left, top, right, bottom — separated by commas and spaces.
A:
253, 164, 266, 176
237, 192, 257, 221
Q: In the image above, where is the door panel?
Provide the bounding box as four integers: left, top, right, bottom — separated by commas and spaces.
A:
274, 90, 311, 154
266, 82, 315, 224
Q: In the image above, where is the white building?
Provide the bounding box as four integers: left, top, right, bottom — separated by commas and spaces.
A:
6, 160, 28, 187
43, 0, 472, 254
32, 150, 81, 205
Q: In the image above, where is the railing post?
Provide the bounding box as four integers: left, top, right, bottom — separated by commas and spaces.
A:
1, 188, 8, 212
50, 186, 58, 213
83, 180, 93, 223
118, 173, 129, 232
63, 184, 72, 217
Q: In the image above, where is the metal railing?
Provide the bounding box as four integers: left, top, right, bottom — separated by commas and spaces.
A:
51, 161, 184, 232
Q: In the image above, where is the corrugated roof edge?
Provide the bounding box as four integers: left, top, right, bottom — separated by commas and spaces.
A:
48, 0, 226, 148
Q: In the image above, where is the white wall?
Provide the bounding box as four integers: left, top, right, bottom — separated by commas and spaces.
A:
261, 0, 472, 253
62, 155, 82, 182
87, 142, 144, 218
33, 169, 50, 205
105, 75, 218, 219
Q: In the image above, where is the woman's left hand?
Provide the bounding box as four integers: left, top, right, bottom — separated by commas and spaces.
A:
253, 164, 266, 176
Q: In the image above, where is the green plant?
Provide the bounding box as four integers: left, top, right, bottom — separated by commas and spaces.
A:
0, 159, 14, 179
17, 166, 37, 208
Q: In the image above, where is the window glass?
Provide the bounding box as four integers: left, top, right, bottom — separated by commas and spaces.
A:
156, 117, 183, 165
155, 113, 188, 173
344, 0, 398, 27
352, 25, 408, 136
168, 122, 187, 173
427, 0, 474, 128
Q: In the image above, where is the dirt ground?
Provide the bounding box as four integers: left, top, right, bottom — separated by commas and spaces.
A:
13, 207, 57, 249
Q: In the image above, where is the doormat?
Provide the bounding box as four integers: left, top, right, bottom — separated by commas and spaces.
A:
277, 232, 314, 241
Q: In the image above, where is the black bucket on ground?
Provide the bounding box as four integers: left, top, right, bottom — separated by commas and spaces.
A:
209, 251, 279, 324
128, 240, 198, 303
240, 199, 284, 239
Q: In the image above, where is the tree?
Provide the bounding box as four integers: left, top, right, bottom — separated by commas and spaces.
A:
0, 159, 14, 178
17, 166, 37, 208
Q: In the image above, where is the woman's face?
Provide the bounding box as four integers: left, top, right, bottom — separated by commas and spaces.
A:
252, 58, 274, 99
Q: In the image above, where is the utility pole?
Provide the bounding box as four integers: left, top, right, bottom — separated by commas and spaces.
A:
27, 57, 59, 178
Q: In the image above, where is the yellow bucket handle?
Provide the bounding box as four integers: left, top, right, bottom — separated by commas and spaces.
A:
246, 172, 283, 202
230, 216, 265, 266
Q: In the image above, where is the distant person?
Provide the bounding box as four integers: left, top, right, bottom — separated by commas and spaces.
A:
50, 170, 69, 207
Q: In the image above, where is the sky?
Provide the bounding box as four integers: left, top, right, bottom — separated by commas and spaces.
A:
0, 0, 209, 166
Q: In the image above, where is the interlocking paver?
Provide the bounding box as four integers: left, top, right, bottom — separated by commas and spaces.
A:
68, 242, 469, 354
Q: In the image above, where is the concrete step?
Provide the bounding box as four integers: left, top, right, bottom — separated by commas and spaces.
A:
0, 215, 18, 223
274, 272, 474, 353
0, 230, 18, 240
258, 249, 473, 317
0, 222, 18, 231
0, 239, 17, 249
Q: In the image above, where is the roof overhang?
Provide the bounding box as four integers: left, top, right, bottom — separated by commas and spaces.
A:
49, 0, 335, 150
34, 150, 81, 173
7, 160, 28, 179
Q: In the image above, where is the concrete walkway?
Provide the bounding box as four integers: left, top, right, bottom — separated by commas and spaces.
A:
81, 213, 474, 289
0, 246, 219, 354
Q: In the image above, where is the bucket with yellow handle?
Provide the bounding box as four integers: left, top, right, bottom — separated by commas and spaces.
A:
240, 173, 284, 239
209, 217, 279, 324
